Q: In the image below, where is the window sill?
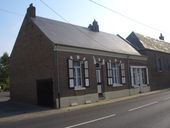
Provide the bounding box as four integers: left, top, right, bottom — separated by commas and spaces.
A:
132, 84, 148, 88
157, 70, 162, 72
113, 84, 123, 87
74, 86, 86, 91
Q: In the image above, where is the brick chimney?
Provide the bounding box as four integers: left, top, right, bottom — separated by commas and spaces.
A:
92, 20, 99, 32
88, 19, 99, 32
26, 3, 36, 18
159, 33, 164, 40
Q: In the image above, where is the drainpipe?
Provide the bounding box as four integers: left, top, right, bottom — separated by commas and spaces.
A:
127, 55, 131, 96
54, 45, 61, 108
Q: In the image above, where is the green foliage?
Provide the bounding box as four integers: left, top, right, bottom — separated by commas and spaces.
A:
0, 52, 9, 91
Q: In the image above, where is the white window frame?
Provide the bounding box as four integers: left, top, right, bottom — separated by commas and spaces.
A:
130, 66, 149, 88
112, 63, 122, 87
73, 61, 86, 90
68, 58, 88, 90
73, 61, 83, 87
107, 62, 125, 87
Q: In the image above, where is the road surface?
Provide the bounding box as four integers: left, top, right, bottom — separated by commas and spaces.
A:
0, 90, 170, 128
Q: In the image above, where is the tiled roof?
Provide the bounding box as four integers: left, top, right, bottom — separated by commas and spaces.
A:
135, 32, 170, 54
32, 17, 141, 56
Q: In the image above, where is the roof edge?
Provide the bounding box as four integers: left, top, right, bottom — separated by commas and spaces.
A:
54, 44, 147, 61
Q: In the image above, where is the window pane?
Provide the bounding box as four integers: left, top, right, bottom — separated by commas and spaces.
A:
77, 68, 82, 86
109, 78, 113, 85
133, 68, 137, 85
112, 64, 121, 84
156, 58, 162, 71
69, 79, 74, 88
78, 77, 81, 86
74, 61, 83, 87
74, 61, 80, 66
142, 68, 147, 84
168, 61, 170, 70
109, 70, 112, 77
116, 65, 120, 83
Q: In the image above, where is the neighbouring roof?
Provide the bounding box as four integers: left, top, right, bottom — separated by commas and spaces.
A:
134, 32, 170, 54
32, 17, 141, 56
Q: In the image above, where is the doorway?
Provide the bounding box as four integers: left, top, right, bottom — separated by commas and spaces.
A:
96, 63, 104, 98
36, 79, 54, 108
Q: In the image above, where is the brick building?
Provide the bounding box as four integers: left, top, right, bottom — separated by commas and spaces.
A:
127, 32, 170, 90
10, 4, 150, 108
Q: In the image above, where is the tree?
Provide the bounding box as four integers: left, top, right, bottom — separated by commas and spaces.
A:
0, 52, 9, 91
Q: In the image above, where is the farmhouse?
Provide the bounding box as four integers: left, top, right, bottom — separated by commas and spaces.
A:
10, 4, 149, 108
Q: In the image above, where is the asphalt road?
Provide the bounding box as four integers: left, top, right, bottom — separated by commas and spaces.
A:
1, 90, 170, 128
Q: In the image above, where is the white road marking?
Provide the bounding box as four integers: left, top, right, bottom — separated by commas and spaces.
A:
65, 113, 116, 128
128, 101, 158, 112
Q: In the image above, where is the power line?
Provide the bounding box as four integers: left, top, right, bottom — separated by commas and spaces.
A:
89, 0, 165, 33
0, 8, 24, 17
39, 0, 69, 23
39, 0, 115, 51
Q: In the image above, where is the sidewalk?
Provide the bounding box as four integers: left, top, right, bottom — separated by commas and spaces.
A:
0, 89, 169, 123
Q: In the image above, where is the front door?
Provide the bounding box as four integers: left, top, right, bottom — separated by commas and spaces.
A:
36, 79, 54, 108
96, 63, 103, 97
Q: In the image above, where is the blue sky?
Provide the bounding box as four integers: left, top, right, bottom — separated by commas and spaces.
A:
1, 0, 170, 56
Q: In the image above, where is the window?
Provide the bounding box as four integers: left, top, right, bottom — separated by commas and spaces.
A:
132, 68, 138, 86
107, 62, 113, 86
68, 59, 89, 89
141, 68, 147, 84
130, 66, 149, 87
107, 61, 126, 86
156, 58, 162, 72
168, 60, 170, 70
112, 64, 121, 84
96, 63, 101, 83
73, 61, 83, 87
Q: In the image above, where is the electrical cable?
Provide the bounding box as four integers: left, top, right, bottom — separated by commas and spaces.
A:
89, 0, 167, 34
0, 8, 23, 17
39, 0, 116, 51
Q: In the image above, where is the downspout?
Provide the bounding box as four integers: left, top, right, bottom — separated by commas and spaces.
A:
127, 55, 131, 96
54, 45, 61, 108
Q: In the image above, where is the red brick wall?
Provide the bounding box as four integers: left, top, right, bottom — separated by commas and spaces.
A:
10, 19, 55, 104
56, 51, 147, 97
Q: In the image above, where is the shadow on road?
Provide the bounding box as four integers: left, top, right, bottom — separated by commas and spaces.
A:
0, 92, 50, 118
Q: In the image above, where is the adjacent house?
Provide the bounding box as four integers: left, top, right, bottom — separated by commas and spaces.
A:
10, 4, 150, 108
127, 32, 170, 90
